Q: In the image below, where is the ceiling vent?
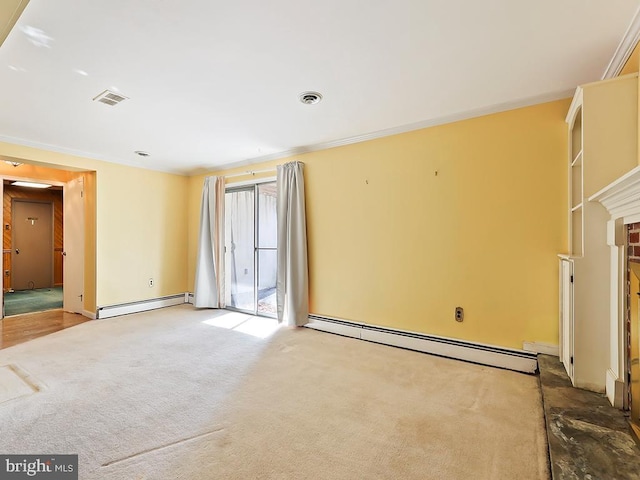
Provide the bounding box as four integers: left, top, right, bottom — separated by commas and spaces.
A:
299, 91, 322, 105
93, 89, 128, 106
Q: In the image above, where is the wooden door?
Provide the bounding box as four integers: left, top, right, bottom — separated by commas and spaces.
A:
12, 200, 53, 290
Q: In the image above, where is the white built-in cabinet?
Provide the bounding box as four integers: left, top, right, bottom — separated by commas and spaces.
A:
560, 74, 638, 392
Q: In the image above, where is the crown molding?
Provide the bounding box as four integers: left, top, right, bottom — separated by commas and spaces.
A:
0, 0, 29, 48
205, 88, 574, 175
1, 88, 575, 177
0, 134, 189, 175
602, 6, 640, 79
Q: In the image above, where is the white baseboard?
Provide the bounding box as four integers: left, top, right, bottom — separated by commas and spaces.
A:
97, 294, 187, 319
185, 292, 194, 305
523, 341, 559, 357
606, 368, 625, 408
306, 315, 538, 374
82, 310, 96, 320
306, 315, 363, 338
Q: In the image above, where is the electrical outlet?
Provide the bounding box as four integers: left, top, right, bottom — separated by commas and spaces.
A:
148, 278, 154, 287
455, 307, 464, 322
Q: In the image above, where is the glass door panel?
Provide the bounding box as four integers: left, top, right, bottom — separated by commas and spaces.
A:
257, 182, 277, 318
258, 183, 277, 248
258, 249, 277, 316
225, 181, 277, 317
224, 188, 255, 312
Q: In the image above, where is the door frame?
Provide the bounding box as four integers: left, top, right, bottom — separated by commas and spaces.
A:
224, 176, 277, 318
0, 175, 68, 319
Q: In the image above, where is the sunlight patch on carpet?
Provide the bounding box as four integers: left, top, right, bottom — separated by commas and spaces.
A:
0, 365, 39, 404
202, 311, 280, 339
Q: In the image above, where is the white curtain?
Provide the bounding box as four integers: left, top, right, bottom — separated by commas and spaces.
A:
276, 162, 309, 326
194, 176, 226, 308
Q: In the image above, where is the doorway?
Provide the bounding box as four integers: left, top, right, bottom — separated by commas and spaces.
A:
224, 181, 277, 317
3, 182, 64, 317
1, 174, 85, 318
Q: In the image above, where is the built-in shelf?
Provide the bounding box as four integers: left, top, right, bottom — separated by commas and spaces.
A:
561, 74, 640, 398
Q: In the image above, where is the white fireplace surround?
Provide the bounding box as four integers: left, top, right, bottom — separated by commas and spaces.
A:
589, 165, 640, 408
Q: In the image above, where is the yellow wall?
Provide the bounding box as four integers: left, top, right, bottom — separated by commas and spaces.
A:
0, 143, 188, 310
582, 75, 638, 197
620, 42, 640, 75
0, 98, 569, 349
188, 99, 570, 349
97, 164, 187, 305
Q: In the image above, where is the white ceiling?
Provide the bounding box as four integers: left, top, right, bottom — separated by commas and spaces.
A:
0, 0, 638, 175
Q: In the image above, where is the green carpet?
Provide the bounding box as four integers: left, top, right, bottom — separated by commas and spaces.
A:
4, 287, 63, 316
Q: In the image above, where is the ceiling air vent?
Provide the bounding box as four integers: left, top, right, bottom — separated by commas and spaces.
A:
299, 91, 322, 105
93, 89, 128, 106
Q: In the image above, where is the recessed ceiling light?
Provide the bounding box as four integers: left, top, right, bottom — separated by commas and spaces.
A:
4, 161, 22, 167
12, 181, 51, 189
299, 91, 323, 105
134, 151, 150, 157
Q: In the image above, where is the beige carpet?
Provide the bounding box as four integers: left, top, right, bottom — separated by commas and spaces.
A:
0, 305, 550, 479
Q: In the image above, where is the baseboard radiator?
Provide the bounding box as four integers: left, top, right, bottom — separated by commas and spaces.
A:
306, 314, 538, 374
96, 294, 187, 319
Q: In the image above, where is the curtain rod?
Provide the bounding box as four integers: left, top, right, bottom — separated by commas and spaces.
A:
224, 168, 276, 179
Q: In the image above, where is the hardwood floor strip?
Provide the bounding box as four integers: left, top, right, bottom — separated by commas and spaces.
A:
0, 309, 89, 349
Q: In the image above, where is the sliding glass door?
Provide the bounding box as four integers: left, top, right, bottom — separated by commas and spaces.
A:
225, 182, 277, 317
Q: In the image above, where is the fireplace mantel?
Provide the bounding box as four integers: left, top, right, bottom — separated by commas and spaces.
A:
588, 165, 640, 407
590, 165, 640, 220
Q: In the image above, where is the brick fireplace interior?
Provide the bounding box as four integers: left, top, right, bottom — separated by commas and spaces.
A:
626, 223, 640, 440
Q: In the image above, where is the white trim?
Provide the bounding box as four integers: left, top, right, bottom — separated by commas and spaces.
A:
306, 317, 363, 338
591, 168, 640, 408
82, 309, 96, 320
185, 292, 194, 305
602, 6, 640, 79
225, 176, 277, 188
306, 316, 537, 374
565, 87, 583, 124
361, 329, 537, 373
97, 294, 186, 319
589, 165, 640, 219
203, 89, 574, 175
523, 341, 559, 357
624, 213, 640, 225
0, 135, 186, 175
224, 168, 275, 179
1, 87, 573, 177
606, 368, 625, 408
